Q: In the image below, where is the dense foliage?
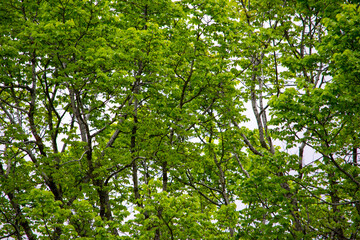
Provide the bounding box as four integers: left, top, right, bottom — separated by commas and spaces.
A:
0, 0, 359, 239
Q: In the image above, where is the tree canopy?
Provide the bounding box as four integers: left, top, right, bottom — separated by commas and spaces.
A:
0, 0, 359, 239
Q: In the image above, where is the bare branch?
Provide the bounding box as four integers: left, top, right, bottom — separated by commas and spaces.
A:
232, 120, 264, 156
60, 150, 89, 167
232, 148, 250, 178
104, 156, 146, 186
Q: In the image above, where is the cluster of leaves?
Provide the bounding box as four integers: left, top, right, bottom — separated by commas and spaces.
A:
0, 0, 359, 239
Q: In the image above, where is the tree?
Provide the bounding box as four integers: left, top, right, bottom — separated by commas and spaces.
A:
0, 0, 359, 239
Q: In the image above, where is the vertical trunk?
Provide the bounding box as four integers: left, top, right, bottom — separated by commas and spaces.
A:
213, 154, 234, 237
69, 88, 89, 143
326, 154, 346, 240
250, 80, 268, 151
154, 162, 168, 240
353, 146, 358, 166
29, 53, 46, 157
154, 228, 161, 240
258, 75, 275, 154
29, 55, 63, 240
97, 186, 112, 221
0, 164, 35, 240
328, 175, 346, 239
132, 155, 141, 204
251, 63, 304, 235
131, 81, 141, 205
162, 161, 168, 192
8, 192, 36, 240
353, 146, 360, 217
97, 186, 118, 237
298, 141, 306, 180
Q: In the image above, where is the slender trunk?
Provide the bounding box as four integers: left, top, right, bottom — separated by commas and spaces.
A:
250, 77, 268, 151
328, 171, 346, 239
213, 154, 234, 237
8, 192, 36, 240
321, 152, 346, 239
258, 75, 275, 154
162, 161, 168, 192
131, 81, 141, 205
0, 164, 35, 240
298, 141, 306, 180
353, 146, 360, 217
